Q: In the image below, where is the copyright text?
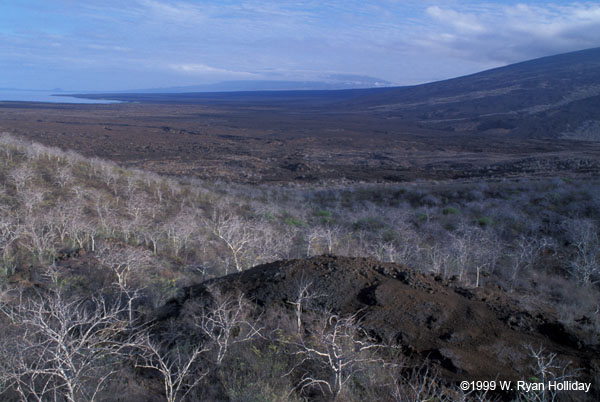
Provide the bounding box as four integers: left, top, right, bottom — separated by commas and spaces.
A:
459, 380, 591, 393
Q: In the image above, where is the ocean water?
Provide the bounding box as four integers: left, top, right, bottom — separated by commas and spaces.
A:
0, 90, 119, 104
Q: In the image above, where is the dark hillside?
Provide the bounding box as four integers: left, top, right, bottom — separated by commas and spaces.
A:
342, 47, 600, 139
160, 256, 599, 390
69, 47, 600, 143
348, 47, 600, 108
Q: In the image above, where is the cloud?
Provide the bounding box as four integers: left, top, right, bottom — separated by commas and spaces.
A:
426, 6, 485, 33
168, 63, 256, 78
135, 0, 205, 23
417, 3, 600, 65
3, 1, 600, 90
86, 44, 130, 52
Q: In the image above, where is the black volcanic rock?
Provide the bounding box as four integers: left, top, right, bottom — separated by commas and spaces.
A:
159, 255, 599, 385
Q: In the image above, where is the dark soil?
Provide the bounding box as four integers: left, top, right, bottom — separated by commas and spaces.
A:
3, 48, 598, 184
1, 101, 599, 184
159, 255, 599, 388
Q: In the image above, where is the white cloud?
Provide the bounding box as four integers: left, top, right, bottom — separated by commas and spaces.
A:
169, 63, 256, 78
136, 0, 205, 23
417, 3, 600, 65
4, 0, 600, 89
426, 6, 485, 33
87, 44, 130, 52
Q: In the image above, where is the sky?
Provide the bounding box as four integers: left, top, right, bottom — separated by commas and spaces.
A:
1, 0, 599, 91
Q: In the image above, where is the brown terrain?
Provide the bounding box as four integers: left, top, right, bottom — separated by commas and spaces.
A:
1, 48, 599, 401
1, 48, 600, 184
0, 99, 598, 184
158, 256, 599, 398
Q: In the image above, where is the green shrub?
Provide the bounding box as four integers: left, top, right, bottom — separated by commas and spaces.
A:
442, 207, 460, 215
476, 216, 493, 227
283, 216, 304, 227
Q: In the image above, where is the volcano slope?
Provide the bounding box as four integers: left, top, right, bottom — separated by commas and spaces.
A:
2, 48, 600, 184
157, 255, 599, 396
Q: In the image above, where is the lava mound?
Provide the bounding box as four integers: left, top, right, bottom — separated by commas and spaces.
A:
160, 255, 599, 383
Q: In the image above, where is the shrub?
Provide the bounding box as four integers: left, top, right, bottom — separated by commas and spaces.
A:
442, 206, 460, 215
476, 216, 493, 227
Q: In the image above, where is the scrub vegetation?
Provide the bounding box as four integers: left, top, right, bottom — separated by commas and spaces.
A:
0, 133, 598, 401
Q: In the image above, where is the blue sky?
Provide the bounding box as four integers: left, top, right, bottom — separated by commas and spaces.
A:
1, 0, 599, 91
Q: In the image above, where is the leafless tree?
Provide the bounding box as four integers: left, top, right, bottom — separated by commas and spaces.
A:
187, 287, 262, 366
20, 215, 57, 264
389, 227, 421, 267
386, 363, 472, 402
509, 236, 553, 284
0, 211, 18, 276
517, 344, 580, 402
131, 332, 208, 402
251, 220, 295, 263
165, 209, 198, 258
124, 172, 140, 198
9, 165, 35, 194
287, 277, 325, 334
70, 184, 87, 201
204, 209, 254, 273
165, 178, 181, 198
19, 188, 46, 216
479, 231, 503, 277
286, 311, 389, 400
306, 225, 342, 256
425, 243, 450, 276
116, 216, 136, 244
92, 192, 118, 238
96, 243, 154, 322
62, 199, 104, 252
0, 289, 130, 402
64, 149, 85, 168
23, 142, 48, 160
48, 202, 76, 245
563, 219, 599, 285
140, 224, 163, 256
367, 239, 401, 264
450, 231, 471, 282
153, 184, 164, 205
0, 133, 18, 162
306, 229, 323, 257
55, 166, 75, 189
474, 263, 490, 288
449, 226, 491, 284
99, 162, 121, 196
126, 192, 153, 223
